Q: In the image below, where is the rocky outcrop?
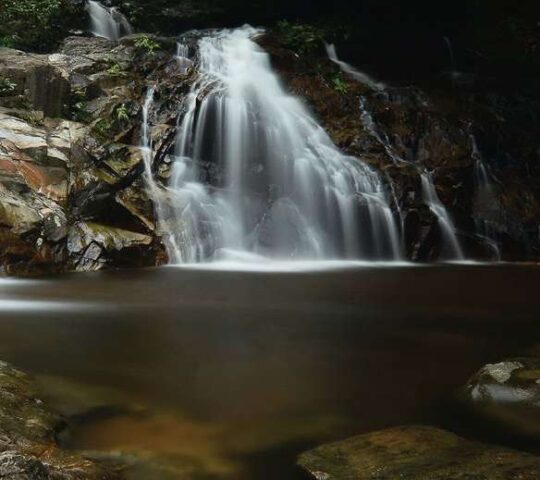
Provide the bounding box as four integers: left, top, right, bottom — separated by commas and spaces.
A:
464, 358, 540, 437
0, 361, 119, 479
0, 35, 175, 274
298, 425, 540, 480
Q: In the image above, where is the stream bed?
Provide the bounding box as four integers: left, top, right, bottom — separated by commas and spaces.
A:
0, 263, 539, 479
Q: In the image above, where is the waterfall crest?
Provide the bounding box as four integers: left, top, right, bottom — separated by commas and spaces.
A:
147, 27, 401, 264
86, 0, 133, 41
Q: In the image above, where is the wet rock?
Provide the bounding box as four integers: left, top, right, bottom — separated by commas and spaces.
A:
464, 358, 540, 437
298, 425, 540, 480
0, 361, 119, 479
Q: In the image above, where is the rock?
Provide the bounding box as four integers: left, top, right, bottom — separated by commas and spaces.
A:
298, 425, 540, 480
464, 358, 540, 437
0, 361, 119, 479
0, 49, 70, 117
67, 222, 152, 271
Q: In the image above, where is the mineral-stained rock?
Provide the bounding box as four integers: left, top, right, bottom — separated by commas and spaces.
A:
464, 358, 540, 437
298, 425, 540, 480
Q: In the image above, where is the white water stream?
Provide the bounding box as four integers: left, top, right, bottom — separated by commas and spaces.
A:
421, 172, 464, 260
144, 27, 402, 264
86, 0, 133, 41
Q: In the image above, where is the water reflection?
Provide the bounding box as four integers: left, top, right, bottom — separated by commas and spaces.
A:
0, 265, 539, 478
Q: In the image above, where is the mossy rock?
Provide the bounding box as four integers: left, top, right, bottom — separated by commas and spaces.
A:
298, 425, 540, 479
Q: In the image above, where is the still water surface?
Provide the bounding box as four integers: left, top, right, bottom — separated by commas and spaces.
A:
0, 264, 539, 478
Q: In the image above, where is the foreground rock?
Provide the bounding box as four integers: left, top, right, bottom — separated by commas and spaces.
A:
0, 361, 119, 479
464, 358, 540, 437
298, 425, 540, 479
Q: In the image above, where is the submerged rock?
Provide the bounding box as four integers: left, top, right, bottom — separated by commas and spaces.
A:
0, 361, 120, 479
298, 425, 540, 479
464, 358, 540, 437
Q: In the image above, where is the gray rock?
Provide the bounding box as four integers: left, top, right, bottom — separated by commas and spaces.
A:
464, 357, 540, 437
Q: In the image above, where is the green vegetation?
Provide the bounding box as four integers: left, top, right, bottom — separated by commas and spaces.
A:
0, 78, 17, 96
0, 0, 81, 52
134, 35, 161, 56
93, 118, 114, 140
115, 104, 130, 123
276, 21, 326, 54
107, 62, 127, 77
14, 110, 44, 127
331, 73, 349, 95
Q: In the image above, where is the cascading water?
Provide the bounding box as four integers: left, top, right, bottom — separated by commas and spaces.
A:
325, 44, 386, 92
471, 136, 502, 260
146, 27, 401, 264
86, 0, 133, 41
421, 172, 464, 260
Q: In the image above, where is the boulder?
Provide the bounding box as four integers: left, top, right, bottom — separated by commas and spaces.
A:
464, 358, 540, 437
298, 425, 540, 480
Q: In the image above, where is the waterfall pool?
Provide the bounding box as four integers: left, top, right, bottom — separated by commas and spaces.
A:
0, 264, 539, 478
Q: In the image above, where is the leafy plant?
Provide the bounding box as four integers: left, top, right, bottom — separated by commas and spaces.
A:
332, 73, 349, 95
93, 118, 113, 140
15, 110, 44, 127
0, 36, 15, 48
276, 21, 326, 54
134, 35, 160, 56
0, 78, 17, 96
0, 0, 80, 52
107, 62, 126, 77
72, 101, 91, 123
115, 104, 130, 123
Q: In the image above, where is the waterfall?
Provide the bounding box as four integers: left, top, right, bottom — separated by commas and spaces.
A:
471, 136, 502, 260
326, 44, 386, 92
86, 0, 133, 41
421, 172, 464, 260
176, 43, 193, 74
147, 27, 401, 264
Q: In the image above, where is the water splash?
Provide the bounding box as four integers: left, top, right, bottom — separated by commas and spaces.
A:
326, 44, 386, 92
147, 27, 401, 264
86, 0, 133, 41
421, 172, 464, 260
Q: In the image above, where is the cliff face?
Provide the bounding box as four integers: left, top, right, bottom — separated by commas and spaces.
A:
0, 1, 539, 272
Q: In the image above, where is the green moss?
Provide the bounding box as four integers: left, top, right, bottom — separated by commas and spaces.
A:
0, 0, 81, 52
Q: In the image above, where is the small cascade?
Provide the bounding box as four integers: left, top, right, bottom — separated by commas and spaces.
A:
359, 98, 406, 164
421, 172, 465, 260
325, 44, 386, 92
86, 0, 133, 41
176, 43, 193, 74
471, 136, 502, 260
147, 27, 402, 264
